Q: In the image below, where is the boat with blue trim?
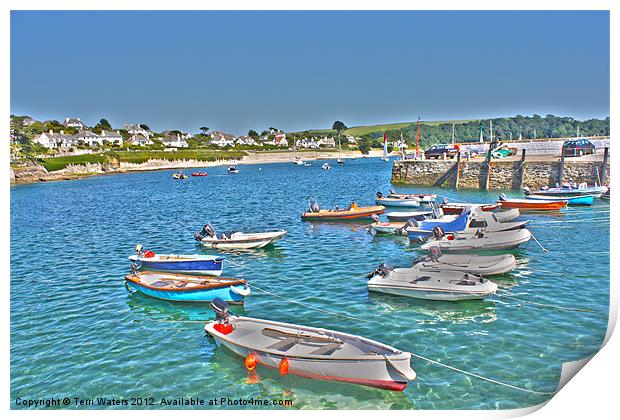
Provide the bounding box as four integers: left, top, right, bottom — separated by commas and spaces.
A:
525, 193, 595, 206
524, 184, 607, 198
129, 245, 224, 276
124, 271, 250, 304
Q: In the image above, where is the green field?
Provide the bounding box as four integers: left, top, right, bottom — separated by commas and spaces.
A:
294, 119, 476, 137
38, 150, 248, 172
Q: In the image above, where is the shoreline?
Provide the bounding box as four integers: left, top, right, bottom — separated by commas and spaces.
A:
10, 150, 384, 186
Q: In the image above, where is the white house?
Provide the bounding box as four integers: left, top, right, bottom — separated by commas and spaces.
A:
127, 134, 154, 147
74, 130, 103, 147
210, 131, 236, 147
317, 136, 336, 148
235, 136, 259, 146
162, 134, 189, 148
346, 135, 360, 144
100, 130, 123, 146
33, 130, 76, 148
63, 117, 86, 129
124, 123, 150, 139
274, 132, 288, 147
22, 117, 35, 126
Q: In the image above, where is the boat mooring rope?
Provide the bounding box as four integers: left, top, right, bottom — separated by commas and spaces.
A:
529, 233, 549, 253
496, 293, 594, 313
248, 282, 556, 395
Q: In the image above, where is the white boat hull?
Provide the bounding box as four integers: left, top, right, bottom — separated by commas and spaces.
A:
199, 231, 286, 250
368, 284, 493, 301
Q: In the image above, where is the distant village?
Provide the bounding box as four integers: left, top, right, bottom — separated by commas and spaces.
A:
10, 115, 364, 157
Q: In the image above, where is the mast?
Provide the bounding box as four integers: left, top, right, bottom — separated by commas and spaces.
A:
489, 119, 493, 144
415, 116, 421, 157
451, 123, 455, 145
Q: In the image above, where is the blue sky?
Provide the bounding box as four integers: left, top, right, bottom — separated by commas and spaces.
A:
11, 10, 610, 135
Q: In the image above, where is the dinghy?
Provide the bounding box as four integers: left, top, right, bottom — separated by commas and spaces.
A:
497, 194, 567, 211
195, 224, 286, 250
367, 264, 497, 301
228, 165, 240, 174
369, 221, 407, 235
421, 227, 532, 252
378, 190, 436, 204
525, 193, 595, 206
375, 192, 420, 208
129, 245, 224, 276
526, 184, 607, 198
386, 211, 433, 222
172, 171, 188, 179
204, 298, 416, 391
322, 163, 332, 170
191, 171, 208, 177
413, 246, 516, 275
125, 271, 250, 303
301, 197, 385, 220
440, 202, 499, 215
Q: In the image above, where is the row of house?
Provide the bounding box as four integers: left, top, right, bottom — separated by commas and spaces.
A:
34, 129, 189, 149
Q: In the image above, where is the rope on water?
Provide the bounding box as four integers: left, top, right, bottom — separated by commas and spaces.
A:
497, 293, 594, 313
409, 353, 555, 396
529, 217, 610, 225
249, 283, 556, 395
529, 233, 549, 253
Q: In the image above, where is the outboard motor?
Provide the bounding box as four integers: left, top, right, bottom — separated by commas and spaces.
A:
432, 226, 445, 240
130, 262, 141, 274
366, 263, 392, 279
376, 191, 384, 198
210, 298, 230, 324
195, 223, 216, 241
428, 246, 442, 261
523, 186, 531, 196
135, 244, 144, 256
371, 214, 380, 223
498, 193, 508, 202
429, 201, 441, 219
389, 188, 396, 195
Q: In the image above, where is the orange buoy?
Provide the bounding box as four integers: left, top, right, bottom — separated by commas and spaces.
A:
245, 354, 257, 371
279, 357, 289, 376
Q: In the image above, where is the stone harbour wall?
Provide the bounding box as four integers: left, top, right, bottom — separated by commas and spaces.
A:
391, 159, 610, 190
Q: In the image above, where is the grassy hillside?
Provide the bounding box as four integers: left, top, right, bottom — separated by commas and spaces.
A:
296, 119, 476, 137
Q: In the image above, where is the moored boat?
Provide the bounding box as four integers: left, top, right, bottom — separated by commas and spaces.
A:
421, 228, 532, 252
369, 221, 407, 235
204, 299, 416, 391
125, 271, 250, 303
322, 163, 332, 170
301, 197, 385, 221
497, 194, 567, 211
526, 184, 607, 198
195, 224, 286, 249
228, 165, 240, 174
525, 193, 595, 206
386, 211, 433, 222
413, 246, 517, 276
172, 171, 188, 179
129, 245, 224, 276
191, 171, 209, 177
376, 196, 421, 208
367, 264, 497, 301
440, 202, 499, 215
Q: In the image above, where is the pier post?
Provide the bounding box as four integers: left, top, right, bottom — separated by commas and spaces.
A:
479, 149, 492, 190
512, 149, 526, 190
600, 147, 609, 186
453, 151, 461, 189
558, 152, 565, 186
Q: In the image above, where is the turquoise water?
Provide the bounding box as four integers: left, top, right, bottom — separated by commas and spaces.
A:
10, 158, 609, 410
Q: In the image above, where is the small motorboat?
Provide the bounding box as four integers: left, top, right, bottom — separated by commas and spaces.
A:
440, 202, 499, 215
527, 184, 607, 198
228, 165, 240, 174
322, 163, 332, 170
301, 197, 385, 221
172, 171, 188, 180
376, 196, 421, 208
497, 194, 567, 211
191, 171, 209, 177
413, 246, 516, 276
601, 188, 610, 200
204, 299, 416, 391
367, 264, 497, 301
293, 158, 305, 165
525, 193, 595, 206
421, 227, 532, 253
369, 221, 407, 235
379, 190, 436, 204
303, 163, 312, 167
124, 271, 250, 304
129, 245, 224, 276
336, 158, 345, 164
386, 211, 433, 222
195, 224, 286, 250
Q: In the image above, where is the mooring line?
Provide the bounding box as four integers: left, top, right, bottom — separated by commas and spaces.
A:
497, 293, 594, 313
529, 233, 549, 253
248, 282, 556, 395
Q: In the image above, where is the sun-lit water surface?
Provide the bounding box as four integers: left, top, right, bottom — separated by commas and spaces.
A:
10, 158, 609, 409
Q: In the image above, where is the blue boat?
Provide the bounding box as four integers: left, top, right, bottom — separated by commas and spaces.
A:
405, 210, 471, 240
124, 271, 250, 304
129, 248, 224, 276
526, 194, 595, 206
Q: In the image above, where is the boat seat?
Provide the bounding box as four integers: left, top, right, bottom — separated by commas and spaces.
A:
309, 342, 341, 356
150, 281, 171, 287
411, 276, 431, 284
266, 337, 298, 352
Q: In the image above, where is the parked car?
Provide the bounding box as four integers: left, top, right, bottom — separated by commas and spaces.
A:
424, 144, 458, 159
562, 139, 595, 157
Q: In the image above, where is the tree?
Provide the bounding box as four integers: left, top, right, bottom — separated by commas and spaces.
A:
139, 124, 150, 131
99, 118, 112, 129
200, 126, 209, 135
248, 129, 258, 139
332, 121, 347, 137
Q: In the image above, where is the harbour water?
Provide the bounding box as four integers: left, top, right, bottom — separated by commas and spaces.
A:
10, 158, 610, 409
